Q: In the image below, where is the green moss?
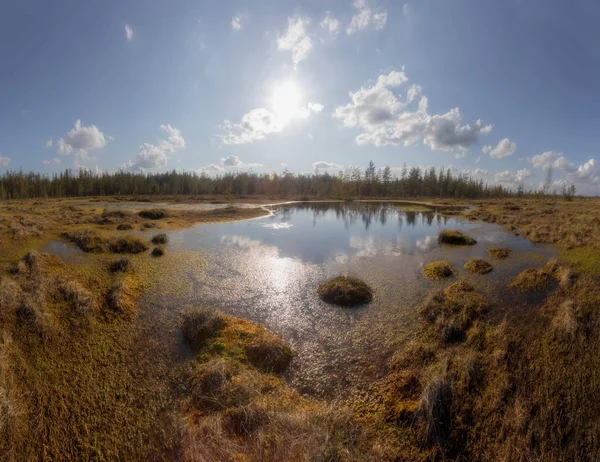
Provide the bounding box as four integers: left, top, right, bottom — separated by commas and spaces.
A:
464, 258, 492, 274
438, 230, 477, 246
316, 276, 373, 307
422, 261, 454, 280
560, 246, 600, 276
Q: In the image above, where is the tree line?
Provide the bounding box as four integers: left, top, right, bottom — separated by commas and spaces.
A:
0, 161, 524, 200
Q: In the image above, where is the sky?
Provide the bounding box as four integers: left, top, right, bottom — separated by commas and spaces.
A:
1, 0, 600, 194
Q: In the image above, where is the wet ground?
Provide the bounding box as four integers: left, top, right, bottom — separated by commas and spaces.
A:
44, 202, 557, 398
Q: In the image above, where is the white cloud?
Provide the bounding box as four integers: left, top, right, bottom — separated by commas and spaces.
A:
277, 17, 313, 65
333, 70, 492, 152
222, 155, 242, 167
347, 0, 387, 34
320, 12, 340, 34
455, 152, 467, 159
313, 161, 342, 171
0, 156, 10, 167
297, 102, 325, 119
220, 108, 283, 145
42, 158, 61, 166
128, 124, 185, 170
46, 139, 53, 148
529, 151, 575, 172
464, 168, 489, 177
488, 137, 517, 159
482, 145, 492, 154
56, 120, 108, 156
232, 16, 243, 31
125, 24, 134, 41
494, 168, 532, 184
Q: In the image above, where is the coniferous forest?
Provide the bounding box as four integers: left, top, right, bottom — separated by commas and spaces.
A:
0, 161, 518, 200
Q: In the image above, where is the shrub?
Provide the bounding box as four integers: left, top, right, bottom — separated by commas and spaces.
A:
464, 258, 492, 274
183, 308, 226, 351
438, 230, 477, 246
109, 258, 130, 273
422, 261, 454, 280
487, 247, 511, 259
151, 233, 168, 245
316, 276, 373, 307
139, 209, 168, 220
109, 237, 149, 254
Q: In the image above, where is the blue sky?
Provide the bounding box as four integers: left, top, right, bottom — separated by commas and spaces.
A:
1, 0, 600, 193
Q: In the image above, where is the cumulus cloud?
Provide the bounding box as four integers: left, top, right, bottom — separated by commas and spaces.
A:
0, 156, 10, 167
347, 0, 387, 34
128, 124, 185, 170
42, 158, 61, 166
297, 102, 325, 119
56, 120, 108, 156
320, 12, 340, 34
313, 161, 342, 171
277, 17, 313, 65
487, 137, 517, 159
46, 139, 53, 148
333, 70, 492, 151
220, 109, 283, 145
566, 159, 600, 184
231, 16, 243, 30
125, 24, 134, 41
494, 168, 532, 184
464, 168, 489, 177
529, 151, 575, 172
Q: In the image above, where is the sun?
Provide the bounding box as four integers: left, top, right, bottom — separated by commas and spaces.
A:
271, 81, 301, 123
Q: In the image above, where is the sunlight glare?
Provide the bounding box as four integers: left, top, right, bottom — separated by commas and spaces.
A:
271, 81, 301, 123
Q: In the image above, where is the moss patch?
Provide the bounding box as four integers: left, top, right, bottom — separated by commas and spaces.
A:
422, 261, 454, 280
316, 276, 373, 307
464, 258, 492, 274
487, 247, 511, 259
438, 230, 477, 246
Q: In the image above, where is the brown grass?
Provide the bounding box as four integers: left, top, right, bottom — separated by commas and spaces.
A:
487, 247, 511, 259
509, 268, 552, 291
464, 258, 492, 274
422, 261, 454, 280
438, 230, 476, 246
151, 233, 169, 245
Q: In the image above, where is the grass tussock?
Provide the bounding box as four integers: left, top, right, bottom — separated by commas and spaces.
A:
61, 229, 149, 254
151, 247, 165, 257
509, 268, 552, 291
109, 258, 130, 273
464, 258, 492, 274
183, 308, 226, 351
139, 209, 168, 220
487, 247, 511, 259
106, 281, 136, 319
116, 223, 133, 231
438, 230, 476, 246
151, 233, 169, 245
316, 276, 373, 307
422, 261, 454, 280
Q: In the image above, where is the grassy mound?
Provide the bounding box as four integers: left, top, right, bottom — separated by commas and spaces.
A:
139, 209, 168, 220
151, 247, 165, 257
438, 230, 477, 246
487, 247, 511, 259
109, 258, 130, 273
464, 258, 492, 274
316, 276, 373, 307
116, 224, 133, 231
109, 237, 149, 254
418, 281, 488, 344
509, 268, 552, 291
182, 308, 227, 351
422, 261, 454, 280
62, 230, 149, 254
151, 233, 168, 245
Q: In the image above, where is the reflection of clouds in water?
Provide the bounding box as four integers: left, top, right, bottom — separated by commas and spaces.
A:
416, 236, 437, 253
221, 235, 263, 249
262, 223, 293, 230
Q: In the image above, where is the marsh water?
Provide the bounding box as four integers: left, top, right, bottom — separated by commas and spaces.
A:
44, 201, 557, 397
145, 202, 556, 397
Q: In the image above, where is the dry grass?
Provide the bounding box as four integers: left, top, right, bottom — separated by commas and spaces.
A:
61, 230, 149, 254
139, 209, 169, 220
316, 276, 373, 307
509, 268, 552, 291
109, 258, 130, 273
422, 261, 454, 280
438, 230, 476, 246
464, 258, 492, 274
151, 247, 165, 257
151, 233, 169, 245
487, 247, 511, 259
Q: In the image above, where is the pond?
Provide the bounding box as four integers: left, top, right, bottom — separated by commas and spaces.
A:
141, 201, 556, 397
